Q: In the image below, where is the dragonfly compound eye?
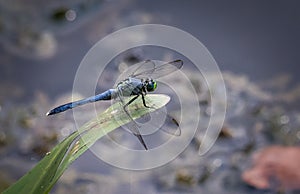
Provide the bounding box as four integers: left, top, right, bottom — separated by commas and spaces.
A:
146, 81, 157, 92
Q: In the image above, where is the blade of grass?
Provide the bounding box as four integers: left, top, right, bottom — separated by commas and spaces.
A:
3, 94, 170, 194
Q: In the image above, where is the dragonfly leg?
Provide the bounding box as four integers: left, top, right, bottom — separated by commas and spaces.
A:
116, 91, 148, 150
141, 93, 153, 108
121, 103, 148, 150
123, 95, 139, 109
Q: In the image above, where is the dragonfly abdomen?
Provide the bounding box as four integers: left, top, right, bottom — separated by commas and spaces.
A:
47, 89, 116, 115
94, 89, 116, 101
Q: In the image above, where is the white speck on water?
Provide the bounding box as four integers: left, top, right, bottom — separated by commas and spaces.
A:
65, 9, 76, 21
35, 32, 57, 58
280, 115, 289, 124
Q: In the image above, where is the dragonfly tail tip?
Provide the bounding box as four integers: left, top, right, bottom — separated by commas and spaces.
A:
46, 110, 53, 116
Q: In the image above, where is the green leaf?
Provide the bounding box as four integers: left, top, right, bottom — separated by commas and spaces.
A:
3, 94, 170, 194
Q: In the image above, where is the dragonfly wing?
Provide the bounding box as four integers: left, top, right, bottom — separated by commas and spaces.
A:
140, 97, 181, 136
114, 100, 149, 150
150, 110, 181, 136
115, 60, 155, 85
130, 60, 156, 78
132, 60, 183, 79
125, 115, 148, 150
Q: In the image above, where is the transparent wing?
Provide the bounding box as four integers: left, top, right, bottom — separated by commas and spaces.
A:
137, 109, 181, 136
155, 110, 181, 136
141, 98, 181, 136
131, 59, 183, 79
115, 60, 155, 85
124, 115, 149, 150
116, 60, 183, 84
111, 97, 149, 149
111, 93, 181, 149
130, 60, 156, 78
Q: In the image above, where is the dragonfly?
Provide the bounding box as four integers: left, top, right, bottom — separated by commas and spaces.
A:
47, 59, 183, 150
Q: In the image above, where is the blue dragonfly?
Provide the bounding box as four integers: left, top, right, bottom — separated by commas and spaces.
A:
47, 60, 183, 150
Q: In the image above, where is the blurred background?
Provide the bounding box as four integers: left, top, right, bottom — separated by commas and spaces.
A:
0, 0, 300, 193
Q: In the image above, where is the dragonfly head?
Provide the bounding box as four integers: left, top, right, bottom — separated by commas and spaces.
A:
145, 79, 157, 92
